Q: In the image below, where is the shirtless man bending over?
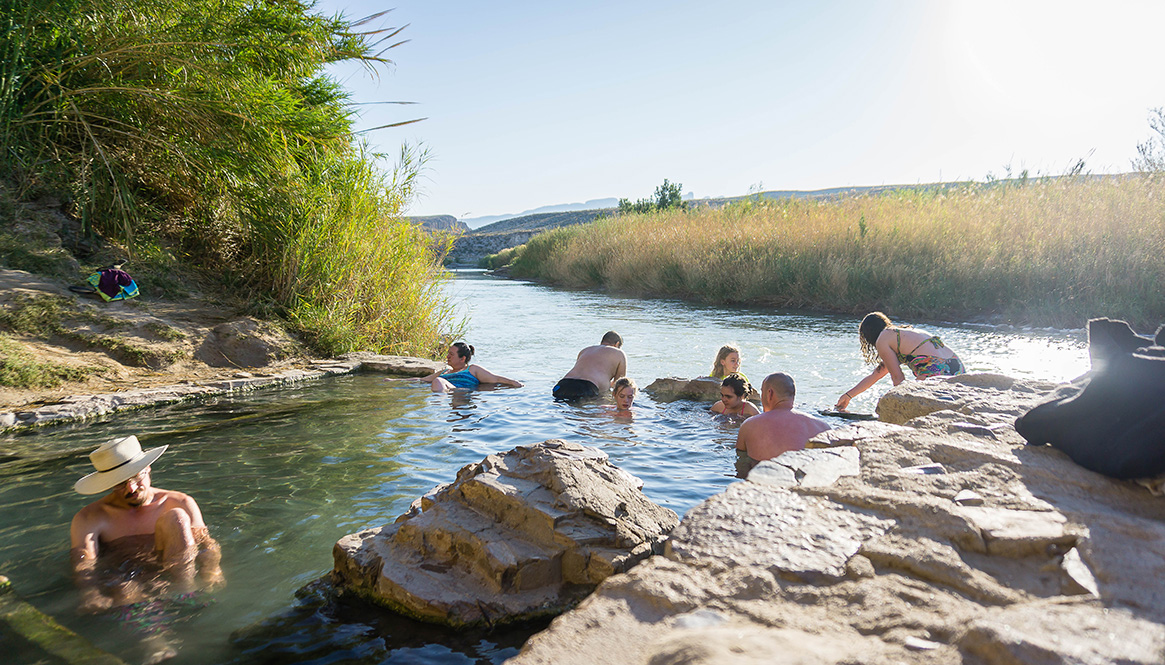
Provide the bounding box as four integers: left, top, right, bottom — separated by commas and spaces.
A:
553, 331, 628, 400
736, 373, 831, 472
70, 435, 223, 614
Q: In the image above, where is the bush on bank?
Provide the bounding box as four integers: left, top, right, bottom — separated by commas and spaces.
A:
0, 0, 457, 356
509, 176, 1165, 328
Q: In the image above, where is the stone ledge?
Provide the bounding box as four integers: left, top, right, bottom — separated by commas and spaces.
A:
0, 354, 444, 433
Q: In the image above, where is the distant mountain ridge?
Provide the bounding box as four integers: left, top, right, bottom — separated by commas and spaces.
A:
460, 198, 619, 229
407, 215, 469, 233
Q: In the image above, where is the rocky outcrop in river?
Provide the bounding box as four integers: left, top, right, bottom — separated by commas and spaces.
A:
508, 374, 1165, 664
331, 440, 679, 628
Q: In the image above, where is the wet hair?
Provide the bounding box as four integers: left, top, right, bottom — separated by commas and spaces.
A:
601, 331, 623, 347
762, 372, 795, 400
859, 312, 893, 366
451, 341, 475, 362
613, 376, 637, 393
720, 372, 752, 398
710, 344, 741, 378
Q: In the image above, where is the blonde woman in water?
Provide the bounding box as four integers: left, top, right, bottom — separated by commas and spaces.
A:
710, 345, 746, 381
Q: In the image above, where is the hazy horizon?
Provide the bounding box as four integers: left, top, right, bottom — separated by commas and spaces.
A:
313, 0, 1165, 220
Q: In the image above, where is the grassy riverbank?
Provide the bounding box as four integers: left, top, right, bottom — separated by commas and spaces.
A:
508, 176, 1165, 328
0, 0, 457, 357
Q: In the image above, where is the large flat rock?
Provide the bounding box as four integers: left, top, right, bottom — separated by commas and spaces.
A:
332, 440, 678, 628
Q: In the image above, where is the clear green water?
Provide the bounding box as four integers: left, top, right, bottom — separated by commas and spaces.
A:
0, 272, 1088, 664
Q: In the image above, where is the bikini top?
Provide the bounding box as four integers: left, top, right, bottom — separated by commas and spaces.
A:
894, 330, 949, 374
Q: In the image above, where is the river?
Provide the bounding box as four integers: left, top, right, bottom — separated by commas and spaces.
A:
0, 271, 1088, 664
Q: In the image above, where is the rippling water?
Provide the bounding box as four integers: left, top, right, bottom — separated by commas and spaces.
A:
0, 272, 1088, 664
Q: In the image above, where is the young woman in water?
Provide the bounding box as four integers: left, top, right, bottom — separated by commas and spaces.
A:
710, 373, 760, 417
834, 312, 964, 410
710, 345, 746, 381
612, 377, 637, 414
420, 342, 523, 393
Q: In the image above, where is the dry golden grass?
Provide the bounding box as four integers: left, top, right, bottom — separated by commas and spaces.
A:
511, 176, 1165, 327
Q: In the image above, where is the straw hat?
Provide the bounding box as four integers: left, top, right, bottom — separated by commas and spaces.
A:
74, 435, 167, 495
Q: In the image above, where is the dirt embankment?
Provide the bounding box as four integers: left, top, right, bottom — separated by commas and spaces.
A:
0, 202, 320, 412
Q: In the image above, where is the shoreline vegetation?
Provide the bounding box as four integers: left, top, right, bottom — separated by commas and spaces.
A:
0, 0, 459, 360
494, 175, 1165, 329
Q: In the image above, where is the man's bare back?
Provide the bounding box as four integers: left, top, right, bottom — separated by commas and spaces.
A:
554, 332, 627, 400
736, 372, 831, 466
563, 344, 627, 390
736, 407, 831, 462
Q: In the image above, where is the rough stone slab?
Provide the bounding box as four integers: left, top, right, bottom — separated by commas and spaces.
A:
1059, 548, 1099, 597
955, 506, 1073, 557
748, 447, 859, 488
876, 373, 1056, 425
359, 355, 444, 377
644, 376, 758, 401
0, 577, 127, 665
332, 440, 678, 627
664, 482, 893, 581
0, 353, 442, 432
958, 601, 1165, 665
807, 420, 912, 448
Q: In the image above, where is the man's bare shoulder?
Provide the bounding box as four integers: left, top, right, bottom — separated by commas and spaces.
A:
72, 498, 110, 526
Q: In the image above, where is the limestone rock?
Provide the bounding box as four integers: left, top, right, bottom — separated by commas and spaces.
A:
663, 481, 893, 582
748, 447, 860, 488
644, 377, 758, 402
358, 355, 444, 377
876, 373, 1055, 425
807, 421, 911, 448
958, 601, 1165, 665
331, 440, 678, 627
954, 505, 1073, 557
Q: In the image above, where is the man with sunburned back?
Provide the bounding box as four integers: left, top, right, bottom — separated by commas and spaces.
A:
70, 435, 224, 614
553, 331, 628, 400
736, 372, 831, 472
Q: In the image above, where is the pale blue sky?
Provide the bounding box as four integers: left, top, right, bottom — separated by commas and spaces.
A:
314, 0, 1165, 219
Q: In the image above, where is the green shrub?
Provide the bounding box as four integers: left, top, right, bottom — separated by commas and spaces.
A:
0, 0, 456, 356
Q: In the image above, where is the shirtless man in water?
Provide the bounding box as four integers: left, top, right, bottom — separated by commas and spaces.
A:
736, 373, 831, 473
553, 331, 628, 400
70, 435, 223, 615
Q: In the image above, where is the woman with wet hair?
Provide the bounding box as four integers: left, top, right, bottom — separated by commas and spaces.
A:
710, 345, 745, 381
835, 312, 963, 411
420, 342, 523, 392
711, 373, 760, 417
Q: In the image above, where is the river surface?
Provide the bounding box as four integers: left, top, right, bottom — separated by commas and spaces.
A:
0, 271, 1088, 665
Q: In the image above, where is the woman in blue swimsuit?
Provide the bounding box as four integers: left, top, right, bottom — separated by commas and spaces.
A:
835, 312, 964, 411
421, 342, 523, 393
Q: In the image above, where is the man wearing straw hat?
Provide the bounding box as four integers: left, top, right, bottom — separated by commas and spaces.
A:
70, 435, 223, 613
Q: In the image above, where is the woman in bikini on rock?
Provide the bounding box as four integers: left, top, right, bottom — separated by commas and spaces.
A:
834, 311, 964, 411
